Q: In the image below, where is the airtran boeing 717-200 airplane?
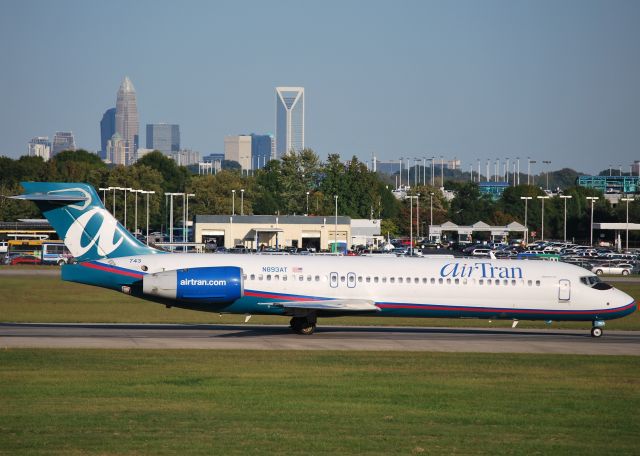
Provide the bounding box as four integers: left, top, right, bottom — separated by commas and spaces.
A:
12, 182, 636, 336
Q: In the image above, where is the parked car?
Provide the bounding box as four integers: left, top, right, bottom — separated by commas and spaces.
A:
592, 262, 634, 276
470, 248, 491, 257
3, 252, 23, 265
10, 255, 42, 265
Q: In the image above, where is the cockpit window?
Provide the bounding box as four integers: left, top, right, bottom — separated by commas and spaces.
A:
580, 276, 613, 290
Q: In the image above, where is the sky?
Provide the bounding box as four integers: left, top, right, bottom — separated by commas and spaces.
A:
0, 0, 639, 174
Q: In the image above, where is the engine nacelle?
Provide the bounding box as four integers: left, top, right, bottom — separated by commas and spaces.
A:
143, 266, 243, 304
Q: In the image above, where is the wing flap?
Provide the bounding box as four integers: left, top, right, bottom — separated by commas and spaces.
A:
266, 299, 380, 313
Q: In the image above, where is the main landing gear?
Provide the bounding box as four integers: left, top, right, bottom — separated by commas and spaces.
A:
290, 316, 317, 335
591, 320, 605, 338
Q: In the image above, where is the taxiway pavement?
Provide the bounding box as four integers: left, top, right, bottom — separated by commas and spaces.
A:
1, 323, 638, 355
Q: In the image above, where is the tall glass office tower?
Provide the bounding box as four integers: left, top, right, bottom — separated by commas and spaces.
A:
275, 87, 304, 157
115, 76, 139, 164
251, 133, 274, 169
100, 107, 116, 160
146, 123, 180, 154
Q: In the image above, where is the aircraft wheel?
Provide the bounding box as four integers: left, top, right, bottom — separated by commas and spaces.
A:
290, 317, 315, 335
591, 327, 603, 338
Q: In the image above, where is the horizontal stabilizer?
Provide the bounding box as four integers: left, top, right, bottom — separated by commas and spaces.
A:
10, 192, 90, 202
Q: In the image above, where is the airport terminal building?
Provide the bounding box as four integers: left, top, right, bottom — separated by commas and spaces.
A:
194, 215, 352, 251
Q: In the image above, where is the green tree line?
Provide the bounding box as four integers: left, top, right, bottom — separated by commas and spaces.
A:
1, 150, 637, 244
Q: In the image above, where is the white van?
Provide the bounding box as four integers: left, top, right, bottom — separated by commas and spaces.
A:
0, 241, 8, 254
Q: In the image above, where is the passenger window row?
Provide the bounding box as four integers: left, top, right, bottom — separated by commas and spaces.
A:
242, 274, 542, 287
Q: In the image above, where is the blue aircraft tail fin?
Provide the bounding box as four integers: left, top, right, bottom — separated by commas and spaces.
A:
12, 182, 162, 261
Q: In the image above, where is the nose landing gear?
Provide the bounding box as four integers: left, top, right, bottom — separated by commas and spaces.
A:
591, 320, 605, 338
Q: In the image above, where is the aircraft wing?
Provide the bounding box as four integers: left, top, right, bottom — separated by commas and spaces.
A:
264, 299, 380, 315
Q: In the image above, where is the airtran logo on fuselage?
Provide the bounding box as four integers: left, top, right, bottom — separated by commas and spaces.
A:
180, 279, 227, 286
440, 262, 523, 279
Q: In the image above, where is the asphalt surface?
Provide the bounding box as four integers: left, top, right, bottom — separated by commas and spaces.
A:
1, 323, 638, 355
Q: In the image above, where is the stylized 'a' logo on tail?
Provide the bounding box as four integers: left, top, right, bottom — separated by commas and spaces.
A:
12, 182, 163, 261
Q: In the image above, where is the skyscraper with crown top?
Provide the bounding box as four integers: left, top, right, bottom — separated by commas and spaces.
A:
115, 76, 139, 165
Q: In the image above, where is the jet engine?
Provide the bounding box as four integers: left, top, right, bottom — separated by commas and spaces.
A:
143, 266, 243, 304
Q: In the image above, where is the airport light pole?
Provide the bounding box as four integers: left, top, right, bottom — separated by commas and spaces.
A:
537, 195, 550, 241
132, 189, 140, 235
516, 157, 520, 185
334, 195, 338, 253
141, 190, 155, 245
559, 195, 572, 242
586, 196, 599, 246
99, 187, 108, 204
542, 161, 551, 190
429, 192, 434, 242
122, 187, 132, 230
527, 159, 536, 186
440, 156, 444, 188
184, 193, 195, 250
431, 156, 435, 187
231, 189, 236, 216
621, 197, 634, 251
407, 195, 419, 253
110, 187, 118, 217
306, 191, 310, 215
166, 192, 182, 244
520, 196, 532, 244
399, 157, 403, 189
240, 189, 245, 216
416, 193, 420, 239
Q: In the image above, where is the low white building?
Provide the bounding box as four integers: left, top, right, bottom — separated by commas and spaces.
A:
194, 215, 351, 251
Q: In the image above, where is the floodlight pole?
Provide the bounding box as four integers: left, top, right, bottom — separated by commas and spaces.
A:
621, 197, 634, 251
537, 196, 549, 241
520, 196, 532, 244
559, 195, 572, 242
334, 195, 338, 253
232, 189, 236, 216
586, 197, 599, 246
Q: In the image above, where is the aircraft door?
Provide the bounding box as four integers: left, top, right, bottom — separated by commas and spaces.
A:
558, 279, 571, 301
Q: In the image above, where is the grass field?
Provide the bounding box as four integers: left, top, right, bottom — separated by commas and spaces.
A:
0, 271, 638, 331
0, 349, 638, 455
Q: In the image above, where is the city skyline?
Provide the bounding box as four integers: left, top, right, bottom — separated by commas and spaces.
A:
1, 1, 639, 174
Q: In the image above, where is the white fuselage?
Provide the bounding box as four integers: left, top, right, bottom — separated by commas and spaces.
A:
101, 253, 634, 320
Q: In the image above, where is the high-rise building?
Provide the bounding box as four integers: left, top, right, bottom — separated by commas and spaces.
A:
146, 123, 180, 154
250, 133, 274, 169
107, 133, 127, 165
275, 87, 304, 157
134, 148, 154, 163
27, 137, 51, 161
224, 135, 252, 170
100, 108, 116, 160
51, 131, 76, 156
115, 76, 139, 165
171, 149, 200, 167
